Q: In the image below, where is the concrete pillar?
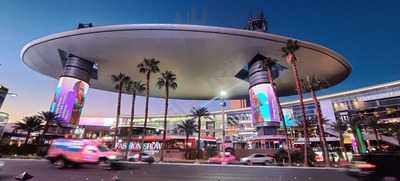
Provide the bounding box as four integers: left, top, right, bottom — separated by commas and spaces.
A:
50, 55, 97, 126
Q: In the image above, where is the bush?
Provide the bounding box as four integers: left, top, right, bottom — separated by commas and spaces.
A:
274, 148, 316, 166
0, 144, 49, 157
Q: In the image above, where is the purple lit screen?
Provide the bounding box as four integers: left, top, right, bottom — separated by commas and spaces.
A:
249, 83, 280, 126
50, 77, 89, 125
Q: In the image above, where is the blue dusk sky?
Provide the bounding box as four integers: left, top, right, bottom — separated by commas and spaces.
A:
0, 0, 399, 122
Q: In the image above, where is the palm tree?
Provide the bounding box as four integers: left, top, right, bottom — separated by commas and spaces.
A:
124, 80, 145, 160
14, 116, 44, 147
329, 120, 349, 161
282, 39, 310, 166
157, 71, 178, 162
137, 58, 160, 157
364, 115, 381, 150
38, 111, 63, 144
190, 107, 211, 159
111, 73, 130, 147
261, 57, 292, 165
177, 119, 198, 157
301, 75, 330, 166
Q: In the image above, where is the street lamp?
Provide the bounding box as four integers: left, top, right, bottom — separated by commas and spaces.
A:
7, 93, 17, 97
220, 90, 227, 164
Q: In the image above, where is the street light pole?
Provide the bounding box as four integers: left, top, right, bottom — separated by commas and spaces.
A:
220, 91, 227, 164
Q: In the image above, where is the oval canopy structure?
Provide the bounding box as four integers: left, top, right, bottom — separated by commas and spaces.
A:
21, 24, 351, 99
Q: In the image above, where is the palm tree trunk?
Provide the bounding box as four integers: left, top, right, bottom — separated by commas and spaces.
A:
161, 86, 169, 162
265, 63, 292, 165
24, 131, 31, 147
311, 88, 330, 166
185, 134, 189, 159
113, 82, 123, 148
197, 117, 201, 160
125, 92, 136, 160
41, 122, 49, 144
140, 72, 151, 160
288, 54, 309, 167
338, 127, 349, 161
373, 128, 381, 150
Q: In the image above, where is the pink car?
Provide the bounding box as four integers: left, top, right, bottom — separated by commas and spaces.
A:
47, 139, 122, 169
208, 152, 236, 164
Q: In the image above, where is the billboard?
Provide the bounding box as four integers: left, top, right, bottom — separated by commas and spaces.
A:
50, 77, 89, 125
281, 108, 297, 128
249, 83, 280, 126
79, 117, 115, 127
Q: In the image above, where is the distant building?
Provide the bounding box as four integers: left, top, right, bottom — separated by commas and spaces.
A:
0, 85, 8, 110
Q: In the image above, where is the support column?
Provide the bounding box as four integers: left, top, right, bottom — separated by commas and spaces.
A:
50, 54, 97, 126
248, 57, 280, 136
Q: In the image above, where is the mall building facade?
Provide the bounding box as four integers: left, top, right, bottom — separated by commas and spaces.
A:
76, 80, 400, 152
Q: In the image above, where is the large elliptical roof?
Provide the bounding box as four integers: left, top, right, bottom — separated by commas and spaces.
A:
21, 24, 351, 99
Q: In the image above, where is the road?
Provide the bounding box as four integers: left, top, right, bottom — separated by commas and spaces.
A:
0, 159, 358, 181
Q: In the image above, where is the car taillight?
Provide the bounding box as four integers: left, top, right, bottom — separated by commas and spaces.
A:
354, 162, 376, 171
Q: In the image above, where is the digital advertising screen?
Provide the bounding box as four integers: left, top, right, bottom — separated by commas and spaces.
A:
78, 117, 115, 127
50, 77, 89, 125
281, 108, 297, 128
249, 83, 280, 127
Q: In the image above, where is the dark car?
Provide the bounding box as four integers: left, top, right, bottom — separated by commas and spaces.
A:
347, 152, 400, 181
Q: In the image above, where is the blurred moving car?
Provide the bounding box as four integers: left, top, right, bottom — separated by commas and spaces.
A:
127, 152, 155, 163
0, 160, 4, 171
47, 139, 122, 169
240, 153, 275, 165
347, 152, 400, 181
208, 152, 236, 164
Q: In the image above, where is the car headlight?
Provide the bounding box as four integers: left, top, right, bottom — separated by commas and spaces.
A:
108, 155, 118, 160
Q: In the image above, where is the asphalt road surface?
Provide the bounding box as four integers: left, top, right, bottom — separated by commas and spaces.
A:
0, 159, 358, 181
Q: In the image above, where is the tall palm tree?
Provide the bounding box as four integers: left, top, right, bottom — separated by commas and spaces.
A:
365, 115, 381, 150
137, 58, 160, 157
190, 107, 211, 159
282, 39, 310, 166
124, 80, 145, 159
111, 73, 130, 147
301, 75, 330, 166
177, 119, 198, 157
38, 111, 63, 144
14, 116, 44, 147
329, 120, 349, 161
261, 57, 292, 165
157, 71, 178, 162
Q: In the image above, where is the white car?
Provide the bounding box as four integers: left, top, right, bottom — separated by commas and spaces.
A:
127, 153, 155, 163
240, 153, 275, 165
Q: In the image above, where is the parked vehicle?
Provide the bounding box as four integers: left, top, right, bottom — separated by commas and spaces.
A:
240, 153, 274, 165
127, 152, 155, 163
47, 139, 122, 169
208, 152, 236, 164
347, 152, 400, 181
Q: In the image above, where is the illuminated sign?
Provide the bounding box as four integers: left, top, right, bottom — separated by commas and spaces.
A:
50, 77, 89, 125
281, 108, 297, 128
79, 117, 115, 127
249, 84, 280, 126
116, 141, 163, 152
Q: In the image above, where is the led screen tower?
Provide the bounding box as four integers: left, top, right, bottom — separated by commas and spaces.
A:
50, 50, 97, 126
248, 54, 282, 135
